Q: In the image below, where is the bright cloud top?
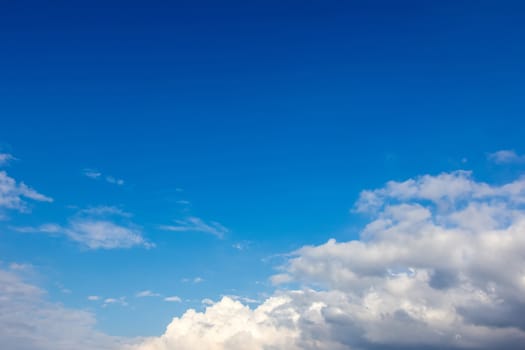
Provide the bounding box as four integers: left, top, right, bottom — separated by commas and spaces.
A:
135, 170, 525, 350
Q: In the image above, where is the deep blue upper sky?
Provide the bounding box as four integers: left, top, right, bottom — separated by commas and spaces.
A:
1, 0, 524, 337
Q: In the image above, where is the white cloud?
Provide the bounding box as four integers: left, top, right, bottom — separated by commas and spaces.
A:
8, 262, 33, 271
14, 208, 152, 250
0, 266, 132, 350
160, 217, 229, 238
79, 206, 132, 217
136, 290, 161, 298
0, 153, 15, 166
83, 169, 124, 186
0, 170, 52, 217
106, 176, 124, 186
223, 294, 259, 304
181, 276, 204, 284
103, 297, 128, 307
201, 298, 214, 305
67, 220, 151, 249
83, 169, 102, 179
164, 296, 182, 303
232, 241, 250, 251
488, 149, 525, 164
87, 295, 100, 301
135, 170, 525, 350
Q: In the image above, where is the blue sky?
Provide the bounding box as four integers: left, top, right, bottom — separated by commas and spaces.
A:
1, 1, 525, 349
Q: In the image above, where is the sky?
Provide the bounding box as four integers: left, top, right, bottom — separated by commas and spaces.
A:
1, 1, 525, 349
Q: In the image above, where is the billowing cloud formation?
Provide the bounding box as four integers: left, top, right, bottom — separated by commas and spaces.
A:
135, 171, 525, 350
0, 170, 52, 216
0, 265, 131, 350
135, 295, 301, 350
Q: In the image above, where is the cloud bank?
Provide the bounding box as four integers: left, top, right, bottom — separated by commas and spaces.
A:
135, 170, 525, 350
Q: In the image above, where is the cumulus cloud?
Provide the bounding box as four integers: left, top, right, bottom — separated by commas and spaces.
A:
488, 150, 525, 164
160, 217, 229, 238
15, 207, 152, 250
0, 170, 52, 217
135, 296, 301, 350
0, 266, 132, 350
135, 170, 525, 350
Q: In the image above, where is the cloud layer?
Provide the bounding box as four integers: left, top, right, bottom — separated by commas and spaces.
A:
135, 171, 525, 350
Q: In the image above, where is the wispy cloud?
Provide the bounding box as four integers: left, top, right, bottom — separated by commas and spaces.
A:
103, 297, 127, 307
87, 295, 100, 301
201, 298, 214, 306
0, 170, 52, 217
83, 169, 124, 186
136, 290, 161, 298
67, 220, 151, 249
164, 296, 182, 303
105, 176, 124, 186
0, 153, 15, 166
160, 217, 229, 238
14, 207, 152, 250
79, 206, 132, 218
0, 267, 129, 350
8, 262, 33, 272
83, 169, 102, 179
222, 294, 259, 304
181, 276, 204, 284
488, 149, 525, 164
232, 241, 251, 251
